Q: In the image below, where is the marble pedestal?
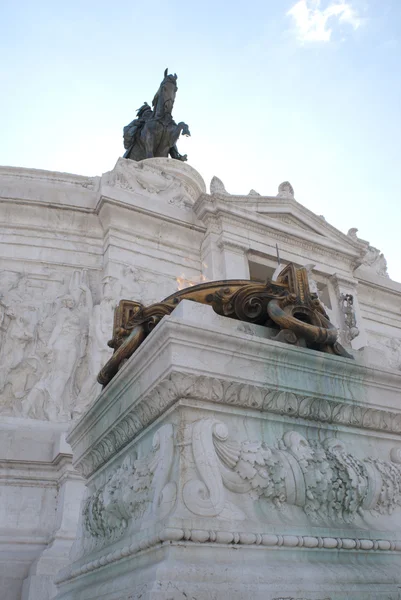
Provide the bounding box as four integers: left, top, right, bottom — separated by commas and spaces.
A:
56, 301, 401, 600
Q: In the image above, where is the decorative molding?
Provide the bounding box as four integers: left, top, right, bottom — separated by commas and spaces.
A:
74, 374, 401, 478
102, 158, 205, 203
0, 165, 99, 190
56, 525, 401, 585
330, 272, 358, 289
193, 194, 362, 262
216, 238, 249, 253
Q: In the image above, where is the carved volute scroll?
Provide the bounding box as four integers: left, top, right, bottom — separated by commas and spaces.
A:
98, 262, 352, 386
183, 418, 401, 523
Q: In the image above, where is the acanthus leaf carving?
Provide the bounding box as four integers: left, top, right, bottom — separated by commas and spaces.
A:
75, 375, 401, 478
77, 423, 176, 558
184, 418, 401, 523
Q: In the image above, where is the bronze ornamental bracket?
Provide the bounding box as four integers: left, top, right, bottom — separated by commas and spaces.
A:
98, 263, 352, 387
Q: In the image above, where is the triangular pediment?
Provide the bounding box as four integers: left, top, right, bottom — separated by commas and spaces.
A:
257, 201, 358, 250
207, 192, 362, 253
263, 212, 321, 234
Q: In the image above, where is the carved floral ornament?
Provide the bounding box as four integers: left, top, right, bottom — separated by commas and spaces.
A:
182, 418, 401, 522
76, 424, 176, 558
98, 263, 352, 386
76, 375, 401, 479
69, 418, 401, 577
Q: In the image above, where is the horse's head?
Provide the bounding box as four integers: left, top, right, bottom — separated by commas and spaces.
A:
163, 67, 178, 85
153, 68, 178, 117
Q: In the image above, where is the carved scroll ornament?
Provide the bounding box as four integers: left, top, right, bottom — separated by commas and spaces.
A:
184, 418, 401, 523
98, 263, 351, 386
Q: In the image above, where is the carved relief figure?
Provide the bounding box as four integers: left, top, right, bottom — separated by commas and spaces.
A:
277, 181, 294, 198
348, 229, 389, 278
0, 275, 42, 403
339, 293, 359, 344
25, 271, 92, 419
362, 245, 389, 278
386, 338, 401, 371
74, 276, 121, 414
366, 334, 401, 372
0, 303, 38, 399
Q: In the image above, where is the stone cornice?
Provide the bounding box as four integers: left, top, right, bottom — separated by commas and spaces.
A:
0, 454, 81, 486
71, 370, 401, 479
195, 194, 362, 255
194, 196, 361, 261
330, 272, 358, 289
95, 194, 206, 233
357, 273, 401, 297
216, 237, 249, 253
0, 165, 99, 189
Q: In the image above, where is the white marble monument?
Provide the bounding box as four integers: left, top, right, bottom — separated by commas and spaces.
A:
0, 158, 400, 599
55, 298, 401, 599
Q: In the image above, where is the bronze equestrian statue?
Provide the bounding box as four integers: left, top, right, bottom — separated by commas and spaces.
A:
123, 69, 190, 162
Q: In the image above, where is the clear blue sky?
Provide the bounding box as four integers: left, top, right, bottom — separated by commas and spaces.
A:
1, 0, 400, 281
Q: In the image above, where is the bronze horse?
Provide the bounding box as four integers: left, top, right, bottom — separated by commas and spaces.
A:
123, 69, 190, 162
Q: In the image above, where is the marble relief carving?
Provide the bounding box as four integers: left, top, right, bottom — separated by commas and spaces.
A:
0, 295, 39, 401
184, 418, 401, 523
73, 424, 176, 558
74, 276, 121, 414
76, 374, 401, 479
339, 292, 359, 344
22, 271, 92, 420
0, 264, 180, 422
0, 269, 122, 421
72, 417, 401, 568
347, 227, 389, 278
367, 333, 401, 372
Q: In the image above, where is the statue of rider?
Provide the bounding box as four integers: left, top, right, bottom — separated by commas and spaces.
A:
123, 103, 152, 159
122, 69, 189, 162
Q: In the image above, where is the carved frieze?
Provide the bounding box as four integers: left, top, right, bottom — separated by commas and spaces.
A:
184, 418, 401, 523
75, 373, 401, 478
60, 417, 401, 586
0, 269, 125, 421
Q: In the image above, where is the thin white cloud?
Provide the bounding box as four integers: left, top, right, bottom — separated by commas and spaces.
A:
287, 0, 361, 42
